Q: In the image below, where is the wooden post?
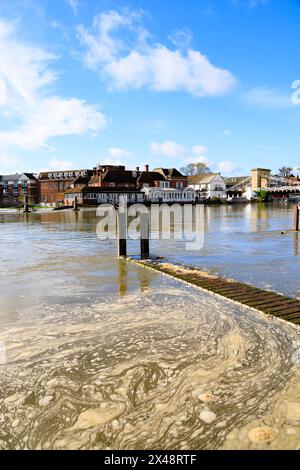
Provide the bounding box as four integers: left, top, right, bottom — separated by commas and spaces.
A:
140, 211, 150, 260
23, 194, 31, 213
73, 196, 80, 212
117, 199, 127, 258
294, 206, 300, 231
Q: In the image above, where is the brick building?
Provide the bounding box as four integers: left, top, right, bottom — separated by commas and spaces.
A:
88, 165, 138, 189
65, 187, 144, 206
63, 164, 190, 206
153, 168, 188, 189
38, 169, 93, 204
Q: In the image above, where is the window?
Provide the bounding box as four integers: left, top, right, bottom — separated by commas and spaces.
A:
110, 183, 115, 187
176, 182, 183, 189
55, 183, 58, 189
60, 183, 64, 190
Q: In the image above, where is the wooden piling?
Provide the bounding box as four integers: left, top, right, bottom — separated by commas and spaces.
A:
73, 196, 80, 212
294, 206, 300, 231
23, 195, 31, 213
117, 202, 127, 258
140, 211, 150, 260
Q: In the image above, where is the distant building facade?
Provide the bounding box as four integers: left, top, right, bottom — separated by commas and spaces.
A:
63, 165, 190, 206
188, 173, 226, 199
142, 186, 196, 203
251, 168, 271, 191
0, 173, 38, 206
153, 168, 188, 189
64, 187, 144, 206
39, 169, 93, 204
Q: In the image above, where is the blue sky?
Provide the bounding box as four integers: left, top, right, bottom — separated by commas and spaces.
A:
0, 0, 300, 176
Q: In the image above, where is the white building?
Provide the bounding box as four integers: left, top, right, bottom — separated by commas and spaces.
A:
188, 173, 226, 199
141, 186, 196, 203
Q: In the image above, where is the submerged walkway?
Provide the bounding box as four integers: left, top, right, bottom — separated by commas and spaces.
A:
129, 259, 300, 325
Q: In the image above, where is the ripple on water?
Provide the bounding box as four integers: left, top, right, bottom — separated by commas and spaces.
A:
0, 285, 300, 450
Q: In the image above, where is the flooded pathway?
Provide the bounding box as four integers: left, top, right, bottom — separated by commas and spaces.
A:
0, 207, 300, 449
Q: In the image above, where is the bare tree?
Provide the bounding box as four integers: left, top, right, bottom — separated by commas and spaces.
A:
180, 163, 210, 176
278, 167, 293, 178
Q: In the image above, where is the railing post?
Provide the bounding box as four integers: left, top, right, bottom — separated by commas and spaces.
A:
140, 211, 150, 260
294, 206, 300, 231
117, 198, 127, 258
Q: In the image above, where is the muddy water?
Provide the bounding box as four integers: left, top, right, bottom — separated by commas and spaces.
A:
0, 207, 300, 450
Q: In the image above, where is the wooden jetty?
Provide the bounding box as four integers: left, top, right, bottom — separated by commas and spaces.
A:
128, 259, 300, 325
116, 204, 300, 325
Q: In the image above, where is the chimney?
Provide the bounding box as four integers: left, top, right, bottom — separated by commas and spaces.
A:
145, 164, 149, 172
136, 167, 140, 174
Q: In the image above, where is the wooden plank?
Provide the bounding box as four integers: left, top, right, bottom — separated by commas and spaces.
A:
130, 260, 300, 325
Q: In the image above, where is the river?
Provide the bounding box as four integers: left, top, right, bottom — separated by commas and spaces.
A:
0, 204, 300, 449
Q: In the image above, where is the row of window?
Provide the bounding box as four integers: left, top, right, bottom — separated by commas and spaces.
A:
47, 171, 87, 179
49, 182, 69, 190
152, 192, 194, 200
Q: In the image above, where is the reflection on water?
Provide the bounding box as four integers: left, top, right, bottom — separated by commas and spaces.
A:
0, 206, 300, 450
150, 204, 300, 298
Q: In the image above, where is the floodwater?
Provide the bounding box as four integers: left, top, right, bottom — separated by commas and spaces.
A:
0, 205, 300, 450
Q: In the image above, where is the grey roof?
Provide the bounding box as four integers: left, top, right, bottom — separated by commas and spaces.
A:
0, 173, 21, 181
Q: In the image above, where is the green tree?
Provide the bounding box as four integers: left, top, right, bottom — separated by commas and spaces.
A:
256, 189, 269, 202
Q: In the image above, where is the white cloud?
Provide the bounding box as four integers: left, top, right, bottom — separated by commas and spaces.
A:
217, 160, 241, 175
244, 86, 292, 110
0, 20, 57, 116
0, 153, 22, 172
77, 10, 237, 97
187, 155, 212, 166
149, 140, 244, 175
0, 19, 107, 156
168, 28, 193, 49
0, 97, 106, 151
192, 145, 208, 155
51, 21, 70, 41
222, 129, 232, 136
108, 147, 131, 158
48, 158, 75, 170
77, 10, 136, 69
150, 141, 187, 158
66, 0, 79, 15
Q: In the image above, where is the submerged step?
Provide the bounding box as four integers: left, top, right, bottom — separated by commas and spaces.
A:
129, 259, 300, 326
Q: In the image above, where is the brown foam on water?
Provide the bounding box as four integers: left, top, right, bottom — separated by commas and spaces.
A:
0, 285, 300, 450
